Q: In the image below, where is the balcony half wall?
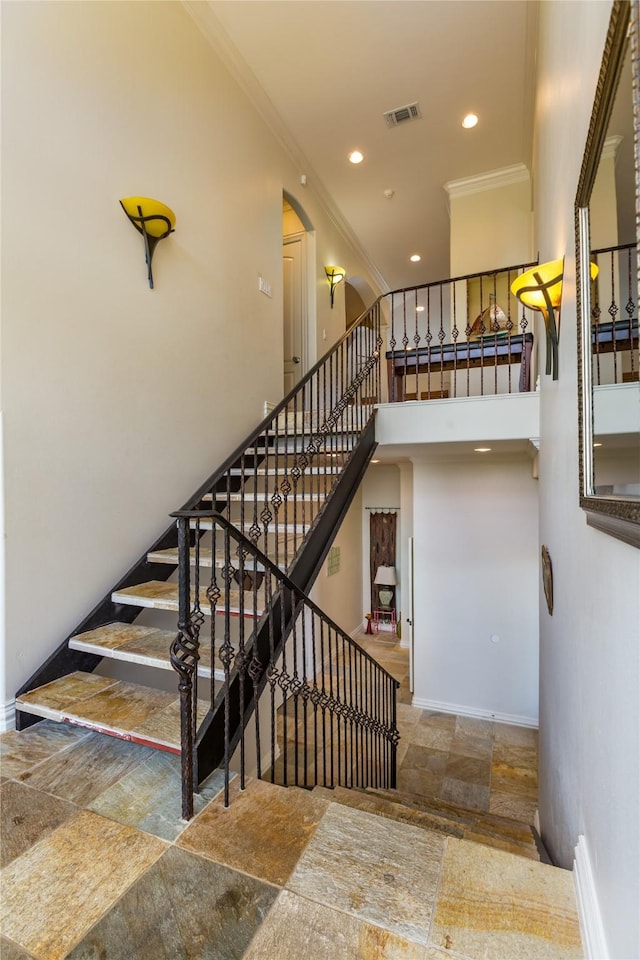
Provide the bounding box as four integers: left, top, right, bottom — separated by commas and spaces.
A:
374, 392, 540, 453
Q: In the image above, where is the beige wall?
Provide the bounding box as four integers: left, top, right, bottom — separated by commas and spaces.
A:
310, 487, 364, 637
449, 175, 533, 276
534, 2, 639, 956
0, 1, 379, 707
411, 455, 539, 724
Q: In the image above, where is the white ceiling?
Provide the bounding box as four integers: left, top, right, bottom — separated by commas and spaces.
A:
204, 0, 538, 291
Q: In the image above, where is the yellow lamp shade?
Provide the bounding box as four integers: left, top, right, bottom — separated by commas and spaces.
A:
325, 265, 346, 283
510, 259, 564, 311
120, 196, 176, 238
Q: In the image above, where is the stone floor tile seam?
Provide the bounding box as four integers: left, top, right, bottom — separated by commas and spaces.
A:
2, 726, 95, 780
275, 882, 436, 952
7, 775, 92, 819
1, 811, 170, 960
169, 834, 291, 891
1, 933, 42, 960
55, 843, 199, 960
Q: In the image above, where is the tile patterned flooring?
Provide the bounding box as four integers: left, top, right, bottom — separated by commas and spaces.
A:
0, 720, 582, 960
1, 633, 579, 959
356, 630, 539, 825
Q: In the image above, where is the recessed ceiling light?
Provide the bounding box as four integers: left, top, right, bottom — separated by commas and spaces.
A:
593, 442, 603, 447
410, 254, 421, 262
462, 113, 478, 129
474, 447, 491, 453
348, 150, 364, 164
371, 459, 380, 463
416, 305, 425, 312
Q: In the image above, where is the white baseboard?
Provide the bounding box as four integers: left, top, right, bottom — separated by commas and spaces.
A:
574, 834, 609, 959
1, 699, 16, 733
410, 696, 538, 729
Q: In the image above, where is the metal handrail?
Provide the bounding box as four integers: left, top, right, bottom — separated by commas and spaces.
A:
171, 511, 400, 817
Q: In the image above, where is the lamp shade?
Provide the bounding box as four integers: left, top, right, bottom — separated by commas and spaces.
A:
510, 259, 564, 311
374, 565, 397, 586
325, 265, 346, 284
120, 197, 176, 238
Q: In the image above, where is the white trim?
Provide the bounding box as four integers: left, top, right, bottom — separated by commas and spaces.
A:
444, 163, 530, 199
1, 699, 16, 733
574, 834, 610, 960
411, 696, 538, 728
601, 134, 623, 162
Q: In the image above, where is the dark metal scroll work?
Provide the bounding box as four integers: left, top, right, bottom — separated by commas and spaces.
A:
171, 512, 400, 817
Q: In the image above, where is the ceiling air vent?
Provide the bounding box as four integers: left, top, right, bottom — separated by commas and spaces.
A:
384, 102, 422, 128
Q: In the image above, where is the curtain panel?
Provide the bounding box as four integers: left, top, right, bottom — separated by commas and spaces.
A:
369, 511, 397, 610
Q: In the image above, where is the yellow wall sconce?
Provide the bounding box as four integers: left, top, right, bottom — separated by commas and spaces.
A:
120, 196, 176, 289
511, 259, 565, 381
325, 265, 346, 308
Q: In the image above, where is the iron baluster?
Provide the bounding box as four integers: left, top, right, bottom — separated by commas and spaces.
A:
170, 516, 197, 820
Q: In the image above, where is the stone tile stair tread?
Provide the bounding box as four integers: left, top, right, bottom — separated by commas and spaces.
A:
15, 672, 210, 751
205, 492, 322, 503
244, 441, 355, 455
229, 464, 337, 475
364, 786, 536, 843
112, 581, 266, 617
147, 547, 269, 571
148, 535, 299, 569
188, 517, 309, 533
312, 785, 538, 859
68, 622, 222, 680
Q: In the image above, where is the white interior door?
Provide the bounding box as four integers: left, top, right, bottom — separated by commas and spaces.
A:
407, 537, 415, 693
283, 235, 306, 395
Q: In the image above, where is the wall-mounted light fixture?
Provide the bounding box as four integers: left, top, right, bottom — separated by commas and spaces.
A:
325, 265, 346, 308
120, 196, 176, 289
511, 259, 565, 381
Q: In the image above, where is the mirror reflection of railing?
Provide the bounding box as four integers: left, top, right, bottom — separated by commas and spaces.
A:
575, 0, 640, 545
385, 261, 538, 402
590, 242, 639, 386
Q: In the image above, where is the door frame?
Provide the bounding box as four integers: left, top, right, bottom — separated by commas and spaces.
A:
283, 231, 309, 389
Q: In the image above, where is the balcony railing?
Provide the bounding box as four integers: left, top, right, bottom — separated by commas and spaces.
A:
591, 242, 639, 386
384, 261, 538, 401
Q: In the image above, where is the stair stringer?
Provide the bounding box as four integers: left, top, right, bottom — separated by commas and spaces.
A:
13, 445, 265, 730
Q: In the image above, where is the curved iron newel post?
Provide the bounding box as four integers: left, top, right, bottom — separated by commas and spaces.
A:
169, 516, 200, 821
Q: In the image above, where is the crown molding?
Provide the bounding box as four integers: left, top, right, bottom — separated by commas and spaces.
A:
601, 133, 623, 161
445, 163, 531, 199
182, 1, 389, 293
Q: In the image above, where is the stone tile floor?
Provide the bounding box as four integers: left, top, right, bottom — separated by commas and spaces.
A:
0, 719, 582, 960
355, 629, 539, 824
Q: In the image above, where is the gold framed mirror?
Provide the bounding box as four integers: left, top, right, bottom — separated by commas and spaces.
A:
576, 0, 640, 547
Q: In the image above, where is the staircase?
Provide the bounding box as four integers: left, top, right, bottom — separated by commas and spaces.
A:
13, 260, 545, 823
15, 300, 397, 818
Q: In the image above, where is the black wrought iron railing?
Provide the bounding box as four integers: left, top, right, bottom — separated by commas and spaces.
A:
170, 512, 400, 817
173, 303, 383, 573
167, 261, 549, 819
385, 261, 538, 401
591, 242, 639, 385
169, 301, 388, 817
